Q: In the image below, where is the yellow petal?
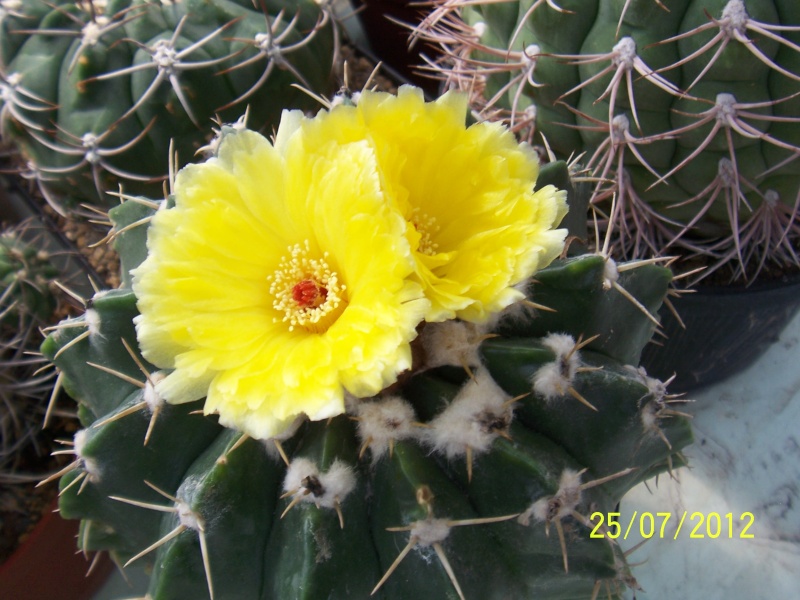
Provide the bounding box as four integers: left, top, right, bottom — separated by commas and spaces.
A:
133, 126, 427, 439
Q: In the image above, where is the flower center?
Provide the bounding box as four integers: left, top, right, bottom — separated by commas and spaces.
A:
269, 241, 346, 333
292, 279, 328, 308
410, 208, 440, 256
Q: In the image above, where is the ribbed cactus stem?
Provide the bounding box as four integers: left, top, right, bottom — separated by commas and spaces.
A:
0, 0, 338, 210
414, 0, 800, 283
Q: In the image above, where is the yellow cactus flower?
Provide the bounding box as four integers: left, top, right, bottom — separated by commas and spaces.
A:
280, 85, 568, 322
131, 127, 429, 440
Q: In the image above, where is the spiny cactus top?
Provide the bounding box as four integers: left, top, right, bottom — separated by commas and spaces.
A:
413, 0, 800, 284
42, 85, 692, 599
0, 0, 337, 211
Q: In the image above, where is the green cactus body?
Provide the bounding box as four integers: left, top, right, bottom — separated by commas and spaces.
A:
0, 226, 57, 323
415, 0, 800, 282
41, 164, 692, 599
0, 0, 336, 209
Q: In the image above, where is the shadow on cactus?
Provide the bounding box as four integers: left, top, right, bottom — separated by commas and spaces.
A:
411, 0, 800, 285
41, 85, 692, 599
0, 0, 339, 214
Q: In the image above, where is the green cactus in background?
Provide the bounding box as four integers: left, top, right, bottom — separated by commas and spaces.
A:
0, 222, 59, 479
0, 0, 338, 212
412, 0, 800, 283
0, 222, 57, 323
41, 146, 692, 599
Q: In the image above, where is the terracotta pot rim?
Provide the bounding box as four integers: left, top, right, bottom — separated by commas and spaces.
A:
0, 498, 113, 600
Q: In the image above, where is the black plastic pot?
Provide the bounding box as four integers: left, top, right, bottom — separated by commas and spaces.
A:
351, 0, 439, 96
641, 274, 800, 393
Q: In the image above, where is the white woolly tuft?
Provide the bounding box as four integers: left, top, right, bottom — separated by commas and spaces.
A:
551, 469, 583, 519
722, 0, 748, 29
420, 369, 512, 458
318, 460, 356, 508
411, 518, 451, 547
640, 401, 659, 431
541, 333, 576, 357
177, 499, 203, 531
627, 365, 668, 405
144, 371, 166, 412
282, 458, 356, 510
355, 396, 417, 461
602, 257, 619, 289
283, 457, 317, 494
73, 429, 101, 481
519, 468, 583, 526
532, 333, 579, 401
557, 469, 584, 497
526, 497, 551, 525
420, 320, 487, 370
73, 429, 88, 456
85, 308, 102, 338
531, 362, 569, 401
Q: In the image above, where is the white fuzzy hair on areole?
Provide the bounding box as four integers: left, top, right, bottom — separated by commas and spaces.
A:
625, 365, 668, 405
143, 371, 166, 412
640, 401, 660, 432
282, 457, 317, 494
282, 457, 356, 509
421, 369, 512, 458
73, 429, 101, 482
519, 468, 583, 526
411, 518, 452, 547
531, 333, 579, 401
86, 290, 114, 338
355, 396, 417, 461
420, 320, 487, 369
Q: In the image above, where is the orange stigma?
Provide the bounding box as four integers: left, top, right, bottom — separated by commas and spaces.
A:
292, 279, 328, 309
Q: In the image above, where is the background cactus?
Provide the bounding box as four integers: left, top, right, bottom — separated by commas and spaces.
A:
411, 0, 800, 284
41, 160, 692, 599
0, 221, 59, 480
0, 0, 338, 213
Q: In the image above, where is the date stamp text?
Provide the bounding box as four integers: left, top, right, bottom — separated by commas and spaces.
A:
589, 511, 755, 540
